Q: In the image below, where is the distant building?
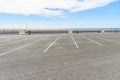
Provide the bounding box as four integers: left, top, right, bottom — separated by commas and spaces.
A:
101, 30, 105, 33
68, 30, 73, 33
19, 30, 26, 35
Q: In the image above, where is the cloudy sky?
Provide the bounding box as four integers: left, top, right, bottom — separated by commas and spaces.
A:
0, 0, 120, 29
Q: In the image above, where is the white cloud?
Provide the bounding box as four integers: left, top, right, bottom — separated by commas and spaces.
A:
0, 0, 117, 16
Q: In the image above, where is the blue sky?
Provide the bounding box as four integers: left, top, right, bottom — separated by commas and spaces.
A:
0, 0, 120, 29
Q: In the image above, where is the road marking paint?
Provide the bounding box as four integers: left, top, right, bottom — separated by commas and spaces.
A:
1, 36, 39, 46
44, 35, 61, 52
0, 37, 49, 56
95, 36, 120, 44
82, 36, 103, 46
71, 36, 79, 48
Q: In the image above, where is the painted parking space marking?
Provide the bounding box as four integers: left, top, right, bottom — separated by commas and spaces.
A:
82, 36, 103, 46
95, 36, 120, 44
71, 36, 79, 48
0, 37, 49, 56
44, 35, 61, 53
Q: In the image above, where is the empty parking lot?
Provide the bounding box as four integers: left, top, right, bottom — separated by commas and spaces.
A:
0, 33, 120, 80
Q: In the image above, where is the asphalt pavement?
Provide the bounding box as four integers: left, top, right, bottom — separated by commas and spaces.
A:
0, 33, 120, 80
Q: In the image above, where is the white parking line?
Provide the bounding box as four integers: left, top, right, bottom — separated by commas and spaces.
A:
44, 35, 61, 53
0, 37, 49, 56
71, 36, 79, 48
95, 36, 120, 44
82, 36, 103, 46
0, 36, 39, 46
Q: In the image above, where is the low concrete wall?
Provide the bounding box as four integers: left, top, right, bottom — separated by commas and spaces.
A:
0, 29, 120, 34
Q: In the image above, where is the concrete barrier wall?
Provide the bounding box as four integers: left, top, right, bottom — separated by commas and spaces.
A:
0, 29, 120, 34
